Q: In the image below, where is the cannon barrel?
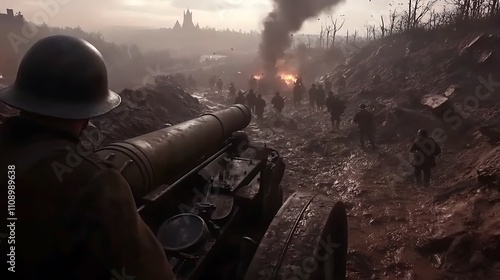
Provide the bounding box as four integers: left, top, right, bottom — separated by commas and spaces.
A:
95, 104, 251, 200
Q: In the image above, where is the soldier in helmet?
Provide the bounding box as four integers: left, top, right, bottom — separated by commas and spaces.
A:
353, 104, 376, 149
0, 36, 175, 280
234, 90, 246, 105
255, 93, 266, 120
325, 91, 346, 130
410, 129, 441, 187
271, 91, 285, 114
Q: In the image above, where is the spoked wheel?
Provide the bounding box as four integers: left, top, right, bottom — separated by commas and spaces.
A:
244, 192, 348, 280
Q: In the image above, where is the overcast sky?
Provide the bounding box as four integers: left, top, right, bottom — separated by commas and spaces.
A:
2, 0, 449, 34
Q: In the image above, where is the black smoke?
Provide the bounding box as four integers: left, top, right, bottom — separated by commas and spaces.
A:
259, 0, 346, 77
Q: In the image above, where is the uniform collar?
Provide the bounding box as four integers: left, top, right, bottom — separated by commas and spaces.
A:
1, 116, 80, 145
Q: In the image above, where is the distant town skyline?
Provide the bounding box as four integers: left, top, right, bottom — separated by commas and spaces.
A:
3, 0, 449, 34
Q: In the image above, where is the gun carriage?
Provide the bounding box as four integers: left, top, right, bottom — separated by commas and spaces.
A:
96, 105, 348, 279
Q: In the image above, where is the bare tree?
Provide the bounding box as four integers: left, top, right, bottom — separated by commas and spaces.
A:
380, 15, 386, 38
329, 16, 345, 47
405, 0, 439, 30
325, 24, 333, 49
388, 9, 399, 35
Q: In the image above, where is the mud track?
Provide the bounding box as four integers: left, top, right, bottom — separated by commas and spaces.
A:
195, 90, 463, 280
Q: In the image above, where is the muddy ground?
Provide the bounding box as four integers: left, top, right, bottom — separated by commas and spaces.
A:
1, 25, 499, 280
195, 86, 500, 280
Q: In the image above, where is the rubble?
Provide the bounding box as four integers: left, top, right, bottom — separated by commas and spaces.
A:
477, 167, 498, 185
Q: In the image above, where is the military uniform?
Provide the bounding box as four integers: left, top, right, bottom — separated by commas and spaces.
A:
0, 35, 175, 280
410, 130, 441, 187
325, 93, 346, 129
255, 94, 266, 120
234, 91, 246, 105
246, 89, 257, 113
353, 105, 376, 148
271, 92, 285, 114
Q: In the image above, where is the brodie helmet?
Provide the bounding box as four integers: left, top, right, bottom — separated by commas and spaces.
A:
0, 35, 120, 119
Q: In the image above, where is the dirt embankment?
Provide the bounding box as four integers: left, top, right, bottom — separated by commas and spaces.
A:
1, 24, 499, 280
0, 80, 204, 147
248, 27, 499, 279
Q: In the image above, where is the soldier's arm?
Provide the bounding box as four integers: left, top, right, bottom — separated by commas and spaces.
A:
85, 168, 176, 280
353, 113, 359, 123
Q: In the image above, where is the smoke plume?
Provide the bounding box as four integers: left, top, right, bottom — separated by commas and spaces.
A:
260, 0, 346, 77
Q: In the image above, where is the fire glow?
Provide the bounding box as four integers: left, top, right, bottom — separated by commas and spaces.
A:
253, 72, 297, 86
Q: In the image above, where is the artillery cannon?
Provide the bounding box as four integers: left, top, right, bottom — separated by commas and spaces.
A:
95, 104, 348, 279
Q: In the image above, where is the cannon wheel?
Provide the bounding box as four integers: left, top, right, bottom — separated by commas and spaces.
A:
244, 192, 348, 280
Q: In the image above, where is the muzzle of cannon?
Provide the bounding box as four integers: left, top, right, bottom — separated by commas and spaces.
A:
94, 105, 348, 280
95, 104, 252, 202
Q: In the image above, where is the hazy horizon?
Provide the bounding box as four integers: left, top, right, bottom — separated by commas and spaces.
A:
2, 0, 449, 35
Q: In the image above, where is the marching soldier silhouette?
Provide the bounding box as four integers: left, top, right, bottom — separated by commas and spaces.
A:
0, 35, 175, 280
271, 91, 285, 114
353, 104, 376, 149
325, 92, 346, 130
410, 129, 441, 187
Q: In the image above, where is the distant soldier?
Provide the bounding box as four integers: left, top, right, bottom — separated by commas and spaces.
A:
353, 104, 376, 149
249, 76, 258, 90
228, 82, 236, 99
308, 84, 317, 112
410, 129, 441, 187
271, 91, 285, 114
324, 78, 332, 92
246, 89, 257, 113
0, 35, 175, 280
325, 91, 346, 130
255, 94, 266, 120
315, 84, 326, 111
216, 77, 223, 93
234, 90, 246, 105
293, 78, 305, 108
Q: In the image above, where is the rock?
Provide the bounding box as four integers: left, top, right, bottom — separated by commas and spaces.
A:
443, 85, 460, 98
477, 50, 498, 65
461, 33, 500, 55
420, 94, 452, 116
477, 167, 498, 185
444, 232, 475, 270
83, 79, 203, 147
469, 251, 485, 269
478, 125, 500, 144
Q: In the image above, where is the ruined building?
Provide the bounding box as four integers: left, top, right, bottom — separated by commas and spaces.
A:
0, 9, 24, 83
0, 8, 24, 25
173, 9, 200, 32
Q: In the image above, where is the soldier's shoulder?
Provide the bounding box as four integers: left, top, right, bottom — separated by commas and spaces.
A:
42, 146, 117, 180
